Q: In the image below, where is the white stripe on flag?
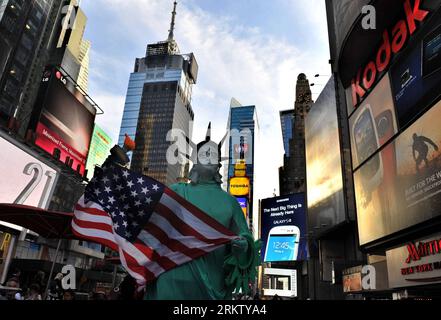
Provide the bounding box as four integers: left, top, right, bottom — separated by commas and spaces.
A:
71, 219, 117, 247
74, 210, 113, 225
159, 193, 234, 240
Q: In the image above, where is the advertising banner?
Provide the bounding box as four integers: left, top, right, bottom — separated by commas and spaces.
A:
387, 232, 441, 288
263, 268, 297, 298
235, 197, 248, 218
229, 177, 250, 196
34, 73, 95, 175
0, 133, 59, 231
86, 125, 113, 180
349, 74, 398, 169
260, 194, 307, 262
355, 99, 441, 245
390, 24, 441, 129
306, 76, 346, 235
342, 266, 362, 293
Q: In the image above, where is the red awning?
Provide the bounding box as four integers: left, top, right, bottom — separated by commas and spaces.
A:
0, 204, 74, 239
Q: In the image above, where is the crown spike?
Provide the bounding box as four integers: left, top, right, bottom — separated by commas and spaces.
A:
205, 122, 211, 141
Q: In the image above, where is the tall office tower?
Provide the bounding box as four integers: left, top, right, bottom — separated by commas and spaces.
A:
119, 1, 198, 185
0, 0, 59, 128
0, 0, 91, 136
224, 101, 259, 230
279, 74, 312, 195
77, 39, 90, 93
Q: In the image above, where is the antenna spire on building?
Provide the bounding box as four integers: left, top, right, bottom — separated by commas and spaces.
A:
168, 1, 178, 41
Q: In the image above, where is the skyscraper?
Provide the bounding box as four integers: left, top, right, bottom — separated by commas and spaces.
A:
224, 102, 259, 230
279, 74, 312, 195
118, 1, 198, 185
0, 0, 92, 137
77, 38, 90, 93
0, 0, 56, 127
51, 3, 90, 91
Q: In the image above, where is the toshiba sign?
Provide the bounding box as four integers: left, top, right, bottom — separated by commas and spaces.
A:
351, 0, 430, 107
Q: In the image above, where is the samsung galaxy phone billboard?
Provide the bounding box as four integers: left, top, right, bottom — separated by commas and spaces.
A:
260, 194, 307, 262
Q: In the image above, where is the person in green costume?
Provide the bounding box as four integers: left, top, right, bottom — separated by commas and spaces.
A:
144, 124, 260, 300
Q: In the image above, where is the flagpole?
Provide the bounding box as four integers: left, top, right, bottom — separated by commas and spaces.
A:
43, 238, 62, 300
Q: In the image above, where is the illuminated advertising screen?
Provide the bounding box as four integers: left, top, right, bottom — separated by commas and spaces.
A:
86, 125, 113, 180
260, 194, 307, 262
390, 25, 441, 129
235, 197, 247, 218
355, 99, 441, 245
229, 177, 250, 196
0, 133, 59, 231
306, 76, 346, 234
386, 232, 441, 288
349, 74, 398, 169
33, 70, 96, 175
423, 24, 441, 76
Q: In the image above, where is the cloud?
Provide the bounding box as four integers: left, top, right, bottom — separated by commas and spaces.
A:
92, 92, 126, 144
82, 0, 331, 233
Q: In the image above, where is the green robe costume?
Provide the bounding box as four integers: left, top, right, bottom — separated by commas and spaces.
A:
144, 181, 259, 300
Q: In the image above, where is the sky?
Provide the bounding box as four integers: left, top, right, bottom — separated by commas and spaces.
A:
79, 0, 331, 203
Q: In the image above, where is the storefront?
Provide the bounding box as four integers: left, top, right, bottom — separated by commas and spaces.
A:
327, 0, 441, 298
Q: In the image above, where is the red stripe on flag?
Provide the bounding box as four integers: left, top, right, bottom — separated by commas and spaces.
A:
75, 204, 111, 217
122, 250, 156, 283
164, 188, 236, 237
73, 217, 114, 234
133, 240, 178, 271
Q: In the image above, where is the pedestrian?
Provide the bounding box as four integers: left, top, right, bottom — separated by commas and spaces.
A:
26, 284, 42, 300
5, 278, 22, 300
48, 273, 64, 300
118, 275, 137, 300
62, 289, 76, 301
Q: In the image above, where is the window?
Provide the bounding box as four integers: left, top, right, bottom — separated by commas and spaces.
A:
20, 33, 33, 50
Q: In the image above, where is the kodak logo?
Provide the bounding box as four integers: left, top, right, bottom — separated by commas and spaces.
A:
351, 0, 430, 107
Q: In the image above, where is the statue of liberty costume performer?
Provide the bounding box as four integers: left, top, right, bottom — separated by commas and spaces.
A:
144, 124, 260, 300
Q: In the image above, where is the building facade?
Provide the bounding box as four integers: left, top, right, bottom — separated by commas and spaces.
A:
0, 1, 119, 294
0, 0, 55, 127
325, 0, 441, 299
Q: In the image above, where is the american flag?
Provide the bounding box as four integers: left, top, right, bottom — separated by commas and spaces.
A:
72, 163, 239, 286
